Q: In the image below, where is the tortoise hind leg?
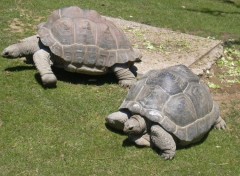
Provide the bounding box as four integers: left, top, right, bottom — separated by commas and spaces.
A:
33, 49, 57, 86
150, 125, 176, 160
214, 116, 227, 130
112, 63, 136, 88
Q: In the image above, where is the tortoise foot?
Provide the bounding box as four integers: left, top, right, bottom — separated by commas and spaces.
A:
214, 117, 227, 130
42, 73, 57, 86
119, 79, 136, 88
161, 150, 175, 160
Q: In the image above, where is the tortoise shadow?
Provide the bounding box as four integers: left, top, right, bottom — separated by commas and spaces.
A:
5, 65, 120, 87
105, 123, 136, 147
4, 58, 139, 88
50, 67, 119, 86
5, 65, 36, 72
105, 123, 126, 136
151, 132, 210, 157
118, 130, 211, 154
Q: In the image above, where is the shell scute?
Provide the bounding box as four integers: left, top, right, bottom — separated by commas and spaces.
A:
186, 122, 198, 141
185, 82, 213, 118
140, 86, 169, 111
105, 51, 116, 67
146, 71, 185, 95
83, 46, 98, 66
96, 49, 108, 66
51, 18, 74, 45
160, 117, 177, 132
75, 20, 96, 45
51, 43, 63, 57
63, 45, 73, 62
74, 44, 86, 64
97, 24, 117, 50
163, 94, 197, 127
171, 64, 199, 83
174, 127, 187, 141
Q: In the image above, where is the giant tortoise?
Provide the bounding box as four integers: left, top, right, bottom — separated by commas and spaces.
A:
2, 6, 141, 87
106, 64, 226, 159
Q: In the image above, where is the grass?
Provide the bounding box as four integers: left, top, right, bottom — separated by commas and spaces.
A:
0, 0, 240, 175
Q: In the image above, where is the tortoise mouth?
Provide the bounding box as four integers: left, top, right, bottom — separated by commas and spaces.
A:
2, 51, 11, 58
123, 116, 146, 134
123, 126, 137, 134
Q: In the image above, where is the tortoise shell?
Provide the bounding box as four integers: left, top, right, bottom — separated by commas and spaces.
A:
120, 65, 219, 142
38, 6, 138, 68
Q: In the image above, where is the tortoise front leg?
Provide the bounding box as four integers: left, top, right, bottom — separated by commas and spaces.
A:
33, 49, 57, 86
112, 63, 136, 88
150, 125, 176, 160
129, 133, 151, 147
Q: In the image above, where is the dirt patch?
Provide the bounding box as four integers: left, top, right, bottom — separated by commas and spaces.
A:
202, 63, 240, 118
7, 18, 25, 33
4, 7, 45, 34
106, 17, 223, 76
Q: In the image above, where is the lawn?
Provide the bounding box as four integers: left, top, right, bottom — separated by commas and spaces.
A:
0, 0, 239, 175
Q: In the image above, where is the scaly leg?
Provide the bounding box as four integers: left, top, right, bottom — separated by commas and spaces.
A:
151, 125, 176, 160
112, 63, 136, 88
33, 49, 57, 86
214, 116, 227, 130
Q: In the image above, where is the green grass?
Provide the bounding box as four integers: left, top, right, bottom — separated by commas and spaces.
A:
0, 0, 240, 175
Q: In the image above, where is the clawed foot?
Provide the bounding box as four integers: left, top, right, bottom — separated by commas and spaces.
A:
42, 73, 57, 87
161, 150, 175, 160
119, 79, 136, 88
214, 117, 227, 130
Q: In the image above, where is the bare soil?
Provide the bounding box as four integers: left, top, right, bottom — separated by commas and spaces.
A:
107, 17, 223, 76
204, 65, 240, 116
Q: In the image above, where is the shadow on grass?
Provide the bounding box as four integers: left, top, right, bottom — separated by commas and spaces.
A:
111, 129, 211, 156
105, 123, 135, 147
185, 7, 240, 16
5, 63, 139, 88
105, 123, 126, 136
5, 65, 120, 88
220, 0, 240, 8
49, 67, 118, 86
224, 39, 240, 47
5, 65, 35, 72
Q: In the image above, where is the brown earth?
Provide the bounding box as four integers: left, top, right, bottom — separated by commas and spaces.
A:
203, 64, 240, 118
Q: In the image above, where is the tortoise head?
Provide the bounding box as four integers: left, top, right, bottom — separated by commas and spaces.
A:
2, 44, 21, 58
123, 115, 146, 134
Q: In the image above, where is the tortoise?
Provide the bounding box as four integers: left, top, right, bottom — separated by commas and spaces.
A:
1, 6, 141, 87
106, 64, 226, 160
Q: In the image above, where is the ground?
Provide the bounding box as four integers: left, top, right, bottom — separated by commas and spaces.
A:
203, 46, 240, 118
